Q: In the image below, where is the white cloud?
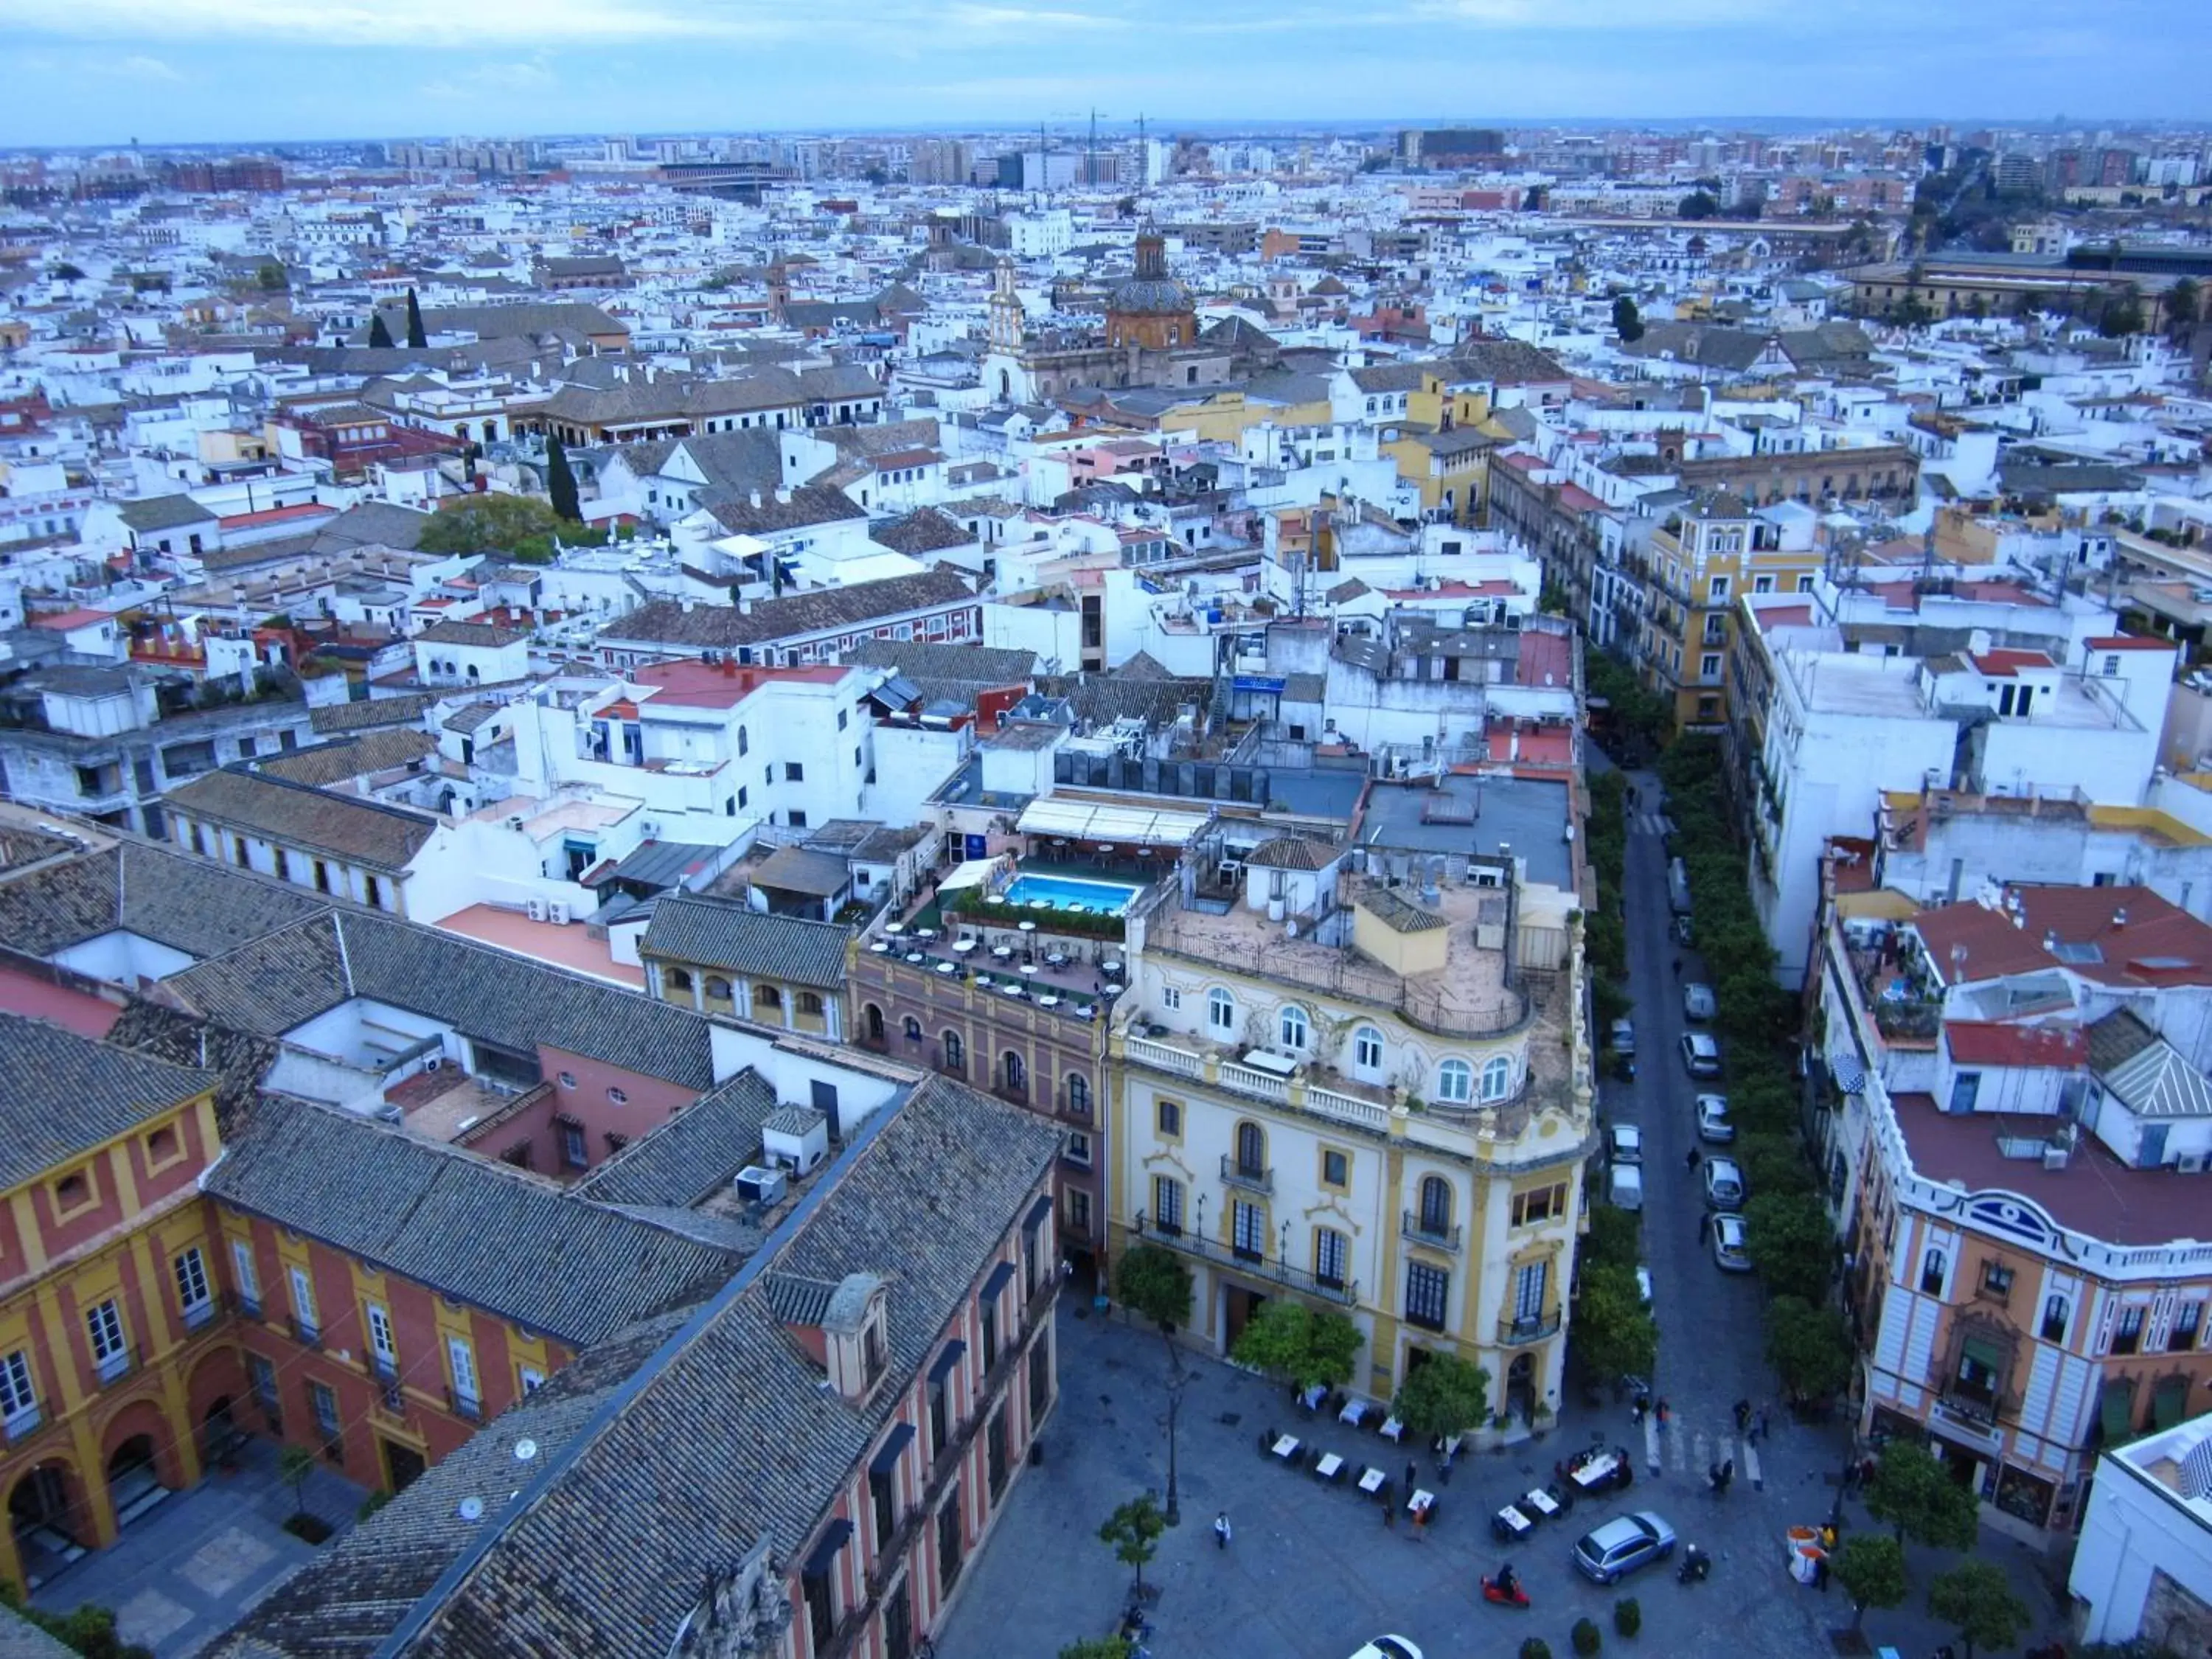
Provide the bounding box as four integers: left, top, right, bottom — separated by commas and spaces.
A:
4, 0, 800, 46
422, 57, 557, 97
102, 52, 181, 78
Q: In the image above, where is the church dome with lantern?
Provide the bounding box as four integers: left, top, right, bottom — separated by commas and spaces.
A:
1106, 227, 1196, 349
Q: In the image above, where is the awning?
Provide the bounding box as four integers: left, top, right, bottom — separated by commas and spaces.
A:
802, 1518, 852, 1578
1024, 1194, 1054, 1232
938, 858, 1001, 894
1014, 798, 1212, 849
1960, 1336, 2005, 1375
928, 1341, 967, 1384
869, 1422, 915, 1473
981, 1262, 1016, 1303
2101, 1379, 2137, 1442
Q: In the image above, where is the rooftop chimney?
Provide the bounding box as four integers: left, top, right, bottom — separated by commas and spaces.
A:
2113, 906, 2129, 928
2043, 930, 2059, 953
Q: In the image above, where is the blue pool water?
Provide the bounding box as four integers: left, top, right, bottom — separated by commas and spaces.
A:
1001, 872, 1142, 917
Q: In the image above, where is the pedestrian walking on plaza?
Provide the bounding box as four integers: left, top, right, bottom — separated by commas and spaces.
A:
1411, 1506, 1428, 1542
1733, 1399, 1751, 1435
1672, 956, 1683, 978
1382, 1498, 1395, 1530
1656, 1399, 1671, 1430
1214, 1512, 1232, 1551
1631, 1394, 1646, 1426
1814, 1553, 1829, 1593
1405, 1460, 1417, 1494
1686, 1146, 1701, 1169
1756, 1405, 1773, 1442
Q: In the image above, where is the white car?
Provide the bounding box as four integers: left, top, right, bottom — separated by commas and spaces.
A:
1680, 1032, 1722, 1078
1608, 1164, 1645, 1211
1349, 1641, 1424, 1659
1711, 1211, 1753, 1272
1695, 1094, 1735, 1144
1682, 983, 1717, 1021
1702, 1155, 1746, 1208
1607, 1121, 1644, 1165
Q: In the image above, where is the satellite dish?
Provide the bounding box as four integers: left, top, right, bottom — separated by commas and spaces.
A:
458, 1497, 485, 1522
514, 1439, 538, 1462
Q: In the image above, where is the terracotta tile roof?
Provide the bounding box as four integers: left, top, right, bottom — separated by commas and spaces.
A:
166, 768, 439, 873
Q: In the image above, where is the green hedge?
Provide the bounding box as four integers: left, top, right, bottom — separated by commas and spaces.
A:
942, 887, 1127, 942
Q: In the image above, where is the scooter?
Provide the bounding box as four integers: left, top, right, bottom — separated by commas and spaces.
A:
1481, 1573, 1531, 1610
1677, 1544, 1712, 1585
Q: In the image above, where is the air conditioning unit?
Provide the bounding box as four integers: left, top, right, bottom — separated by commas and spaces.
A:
507, 815, 527, 832
2180, 1154, 2207, 1175
734, 1164, 788, 1206
527, 897, 549, 922
549, 900, 571, 925
423, 1056, 442, 1072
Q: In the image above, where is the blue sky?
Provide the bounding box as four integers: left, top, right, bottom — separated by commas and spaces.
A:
1, 0, 2205, 147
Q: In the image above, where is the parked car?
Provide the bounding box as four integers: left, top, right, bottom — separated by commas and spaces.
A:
1607, 1122, 1644, 1165
1711, 1211, 1752, 1272
1635, 1264, 1652, 1307
1572, 1510, 1678, 1585
1695, 1093, 1735, 1144
1349, 1642, 1423, 1659
1680, 1032, 1722, 1078
1671, 914, 1694, 946
1702, 1155, 1746, 1208
1682, 982, 1716, 1021
1607, 1164, 1644, 1211
1610, 1018, 1637, 1057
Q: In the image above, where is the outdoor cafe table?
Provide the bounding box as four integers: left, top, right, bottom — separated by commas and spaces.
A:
1313, 1453, 1346, 1483
1567, 1450, 1625, 1492
1338, 1398, 1368, 1427
1523, 1487, 1562, 1519
952, 939, 978, 953
1408, 1489, 1436, 1519
1298, 1383, 1326, 1412
1357, 1467, 1387, 1495
1270, 1434, 1301, 1464
1492, 1503, 1533, 1541
1379, 1415, 1406, 1442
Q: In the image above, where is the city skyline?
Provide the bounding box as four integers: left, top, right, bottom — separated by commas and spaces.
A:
3, 0, 2208, 147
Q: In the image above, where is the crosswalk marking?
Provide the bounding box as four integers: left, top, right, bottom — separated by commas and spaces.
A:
1630, 811, 1674, 837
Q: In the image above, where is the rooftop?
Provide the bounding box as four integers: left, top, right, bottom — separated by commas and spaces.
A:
1354, 773, 1574, 891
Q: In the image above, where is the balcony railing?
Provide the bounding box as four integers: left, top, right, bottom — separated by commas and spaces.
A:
289, 1315, 321, 1350
4, 1404, 44, 1444
181, 1297, 218, 1332
238, 1291, 263, 1319
1134, 1214, 1357, 1306
447, 1386, 484, 1423
1402, 1211, 1463, 1253
95, 1346, 135, 1388
1499, 1312, 1562, 1344
1220, 1155, 1274, 1194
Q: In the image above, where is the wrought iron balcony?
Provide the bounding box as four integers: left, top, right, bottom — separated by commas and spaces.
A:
1402, 1211, 1462, 1253
1219, 1155, 1274, 1194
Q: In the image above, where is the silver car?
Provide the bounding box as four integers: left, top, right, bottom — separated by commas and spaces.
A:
1607, 1122, 1644, 1165
1711, 1211, 1753, 1272
1682, 983, 1716, 1021
1572, 1510, 1678, 1584
1702, 1155, 1745, 1208
1696, 1093, 1735, 1144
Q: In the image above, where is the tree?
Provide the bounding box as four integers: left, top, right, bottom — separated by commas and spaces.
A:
257, 260, 288, 291
1742, 1192, 1835, 1304
1391, 1352, 1489, 1441
2166, 276, 2200, 343
1229, 1298, 1363, 1394
1115, 1242, 1192, 1335
1865, 1439, 1979, 1551
405, 286, 428, 349
2099, 284, 2145, 338
278, 1442, 318, 1522
1927, 1559, 2029, 1659
49, 260, 85, 281
1764, 1295, 1855, 1403
546, 437, 582, 522
1678, 191, 1719, 220
1611, 293, 1644, 342
416, 493, 568, 561
367, 313, 394, 349
1097, 1493, 1167, 1598
1833, 1533, 1907, 1634
1571, 1261, 1658, 1386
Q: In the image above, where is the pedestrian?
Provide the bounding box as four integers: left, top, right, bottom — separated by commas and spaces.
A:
1382, 1499, 1395, 1530
1214, 1512, 1232, 1550
1733, 1399, 1750, 1435
1656, 1399, 1671, 1430
1631, 1395, 1646, 1426
1405, 1460, 1416, 1495
1814, 1553, 1829, 1593
1411, 1505, 1427, 1542
1672, 956, 1683, 978
1756, 1406, 1772, 1443
1686, 1146, 1702, 1169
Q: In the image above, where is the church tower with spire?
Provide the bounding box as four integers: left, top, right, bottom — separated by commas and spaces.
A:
987, 256, 1025, 352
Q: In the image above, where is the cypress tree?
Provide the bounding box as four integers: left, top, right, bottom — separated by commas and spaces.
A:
405, 286, 427, 348
546, 437, 581, 522
367, 313, 394, 349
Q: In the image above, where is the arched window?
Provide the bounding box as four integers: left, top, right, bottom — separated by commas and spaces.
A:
703, 975, 731, 1001
1436, 1060, 1473, 1103
902, 1015, 922, 1042
1920, 1248, 1947, 1295
1208, 989, 1236, 1034
2040, 1294, 2070, 1343
1481, 1056, 1514, 1102
1278, 1004, 1309, 1051
1354, 1026, 1383, 1071
863, 1004, 884, 1043
754, 984, 783, 1015
942, 1031, 964, 1071
1067, 1074, 1090, 1113
737, 726, 748, 756
1419, 1175, 1452, 1233
1003, 1051, 1026, 1093
798, 991, 824, 1017
666, 967, 694, 994
1234, 1121, 1266, 1178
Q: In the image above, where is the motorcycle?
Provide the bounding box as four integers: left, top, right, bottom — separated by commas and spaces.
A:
1481, 1573, 1531, 1610
1677, 1545, 1712, 1585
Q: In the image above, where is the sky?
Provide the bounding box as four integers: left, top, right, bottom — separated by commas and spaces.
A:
1, 0, 2206, 148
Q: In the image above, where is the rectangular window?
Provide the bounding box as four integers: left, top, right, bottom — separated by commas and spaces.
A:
987, 1411, 1009, 1499
1315, 1228, 1349, 1290
289, 1265, 319, 1343
871, 1464, 897, 1551
2171, 1302, 2204, 1352
520, 1366, 546, 1394
1231, 1200, 1265, 1262
1514, 1260, 1548, 1324
1029, 1334, 1053, 1419
1063, 1130, 1091, 1168
1510, 1184, 1567, 1227
936, 1495, 964, 1594
803, 1567, 835, 1649
1980, 1261, 2014, 1302
368, 1304, 397, 1377
1405, 1262, 1449, 1332
981, 1301, 999, 1374
248, 1352, 280, 1416
928, 1377, 950, 1461
449, 1335, 481, 1415
560, 1121, 588, 1169
1161, 986, 1181, 1010
175, 1247, 214, 1328
88, 1299, 128, 1381
1, 1350, 39, 1438
1152, 1175, 1184, 1235
1156, 1099, 1182, 1138
785, 761, 804, 782
1322, 1150, 1349, 1189
2114, 1306, 2146, 1356
310, 1380, 340, 1441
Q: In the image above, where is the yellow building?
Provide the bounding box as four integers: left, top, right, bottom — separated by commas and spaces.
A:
636, 891, 849, 1040
1382, 425, 1498, 526
1635, 491, 1823, 731
0, 1016, 232, 1594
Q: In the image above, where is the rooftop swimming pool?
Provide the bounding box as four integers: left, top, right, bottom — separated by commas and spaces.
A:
999, 871, 1144, 917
